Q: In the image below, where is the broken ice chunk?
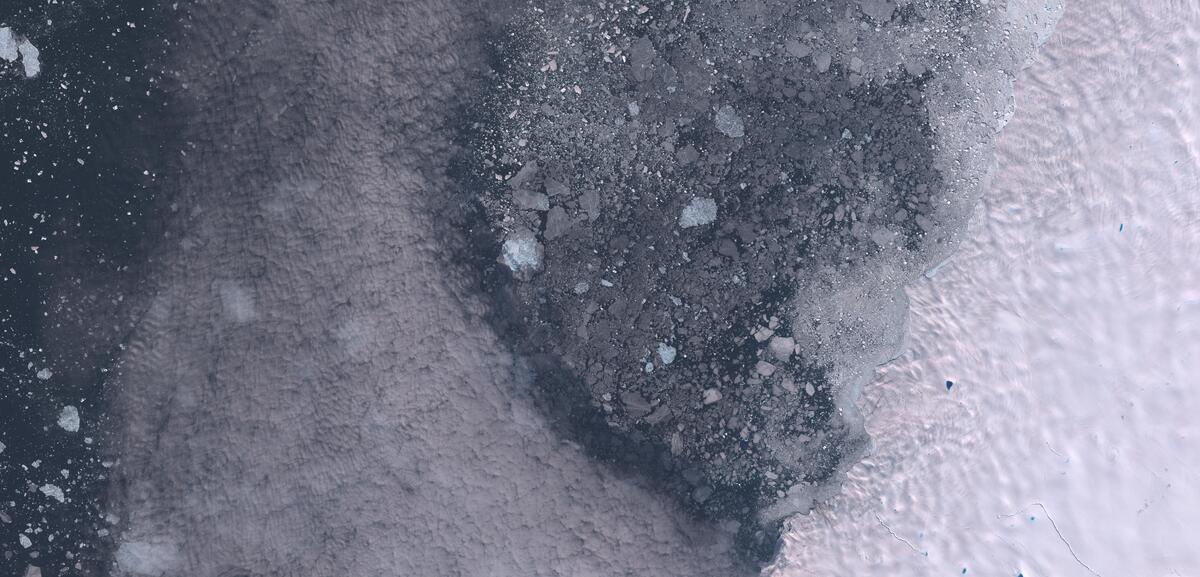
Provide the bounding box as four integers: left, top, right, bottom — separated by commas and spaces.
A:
768, 336, 795, 360
714, 105, 744, 138
17, 39, 39, 78
512, 188, 549, 211
784, 38, 812, 59
543, 205, 573, 240
39, 484, 65, 503
679, 197, 717, 228
814, 52, 832, 73
579, 188, 601, 221
114, 541, 183, 577
702, 388, 723, 405
755, 361, 776, 377
2, 29, 40, 78
859, 0, 897, 22
620, 390, 653, 417
0, 28, 16, 62
544, 177, 570, 197
506, 160, 539, 189
36, 368, 52, 380
500, 233, 543, 279
657, 342, 677, 365
58, 406, 80, 432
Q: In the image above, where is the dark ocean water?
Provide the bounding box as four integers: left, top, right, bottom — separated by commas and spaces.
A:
2, 1, 175, 574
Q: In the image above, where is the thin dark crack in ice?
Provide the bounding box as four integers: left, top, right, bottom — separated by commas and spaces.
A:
874, 512, 922, 555
1000, 503, 1101, 577
1035, 503, 1102, 577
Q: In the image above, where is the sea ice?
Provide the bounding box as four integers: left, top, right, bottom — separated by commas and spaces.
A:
58, 406, 80, 432
679, 197, 717, 228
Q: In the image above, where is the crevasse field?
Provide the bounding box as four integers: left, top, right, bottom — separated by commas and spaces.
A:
772, 1, 1200, 575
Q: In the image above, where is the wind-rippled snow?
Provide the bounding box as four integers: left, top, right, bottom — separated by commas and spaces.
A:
770, 2, 1200, 575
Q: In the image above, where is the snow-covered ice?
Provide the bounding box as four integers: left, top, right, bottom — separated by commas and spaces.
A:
0, 28, 40, 78
500, 232, 543, 277
57, 406, 80, 432
113, 541, 182, 577
770, 2, 1200, 575
679, 197, 717, 228
714, 105, 744, 138
38, 484, 65, 503
657, 342, 677, 365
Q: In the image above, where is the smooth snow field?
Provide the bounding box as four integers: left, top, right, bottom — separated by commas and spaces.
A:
770, 1, 1200, 575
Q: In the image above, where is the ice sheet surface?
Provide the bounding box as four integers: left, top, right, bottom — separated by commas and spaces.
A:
771, 1, 1200, 575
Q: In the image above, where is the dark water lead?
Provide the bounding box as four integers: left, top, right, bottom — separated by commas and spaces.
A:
2, 1, 178, 575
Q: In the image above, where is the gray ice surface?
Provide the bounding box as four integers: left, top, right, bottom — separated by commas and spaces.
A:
468, 0, 1060, 556
714, 105, 745, 138
103, 2, 744, 576
1, 28, 41, 78
94, 0, 1067, 575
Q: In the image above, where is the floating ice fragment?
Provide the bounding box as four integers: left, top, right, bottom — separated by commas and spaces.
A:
814, 52, 833, 73
18, 534, 32, 548
58, 406, 80, 432
657, 342, 677, 365
1, 28, 41, 78
702, 388, 722, 405
785, 38, 812, 59
620, 390, 652, 417
115, 541, 183, 577
714, 105, 744, 138
859, 0, 897, 22
36, 368, 52, 380
500, 232, 543, 278
512, 188, 549, 211
39, 483, 65, 503
679, 197, 717, 228
17, 39, 39, 78
768, 336, 795, 360
755, 360, 777, 376
0, 28, 16, 61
